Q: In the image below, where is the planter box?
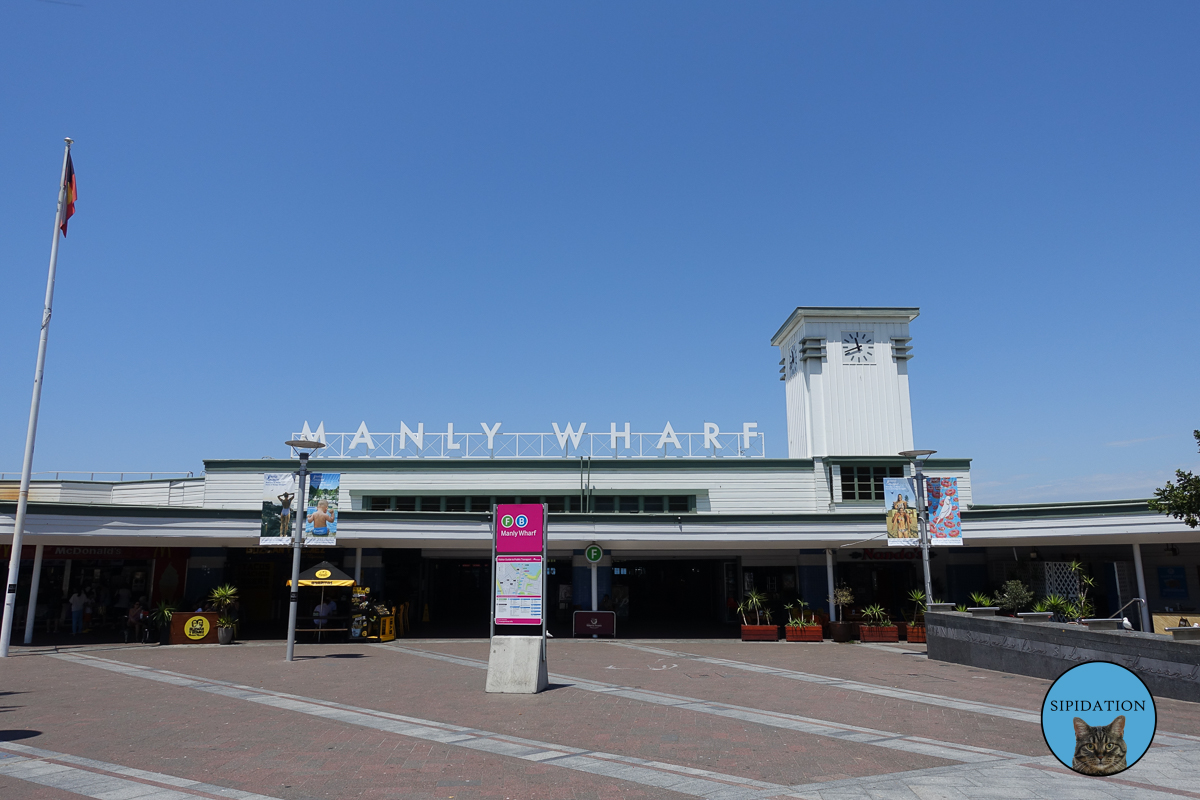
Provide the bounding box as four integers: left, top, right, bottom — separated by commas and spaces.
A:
741, 625, 780, 642
906, 625, 927, 643
785, 625, 823, 642
829, 621, 857, 642
859, 625, 899, 643
168, 612, 219, 645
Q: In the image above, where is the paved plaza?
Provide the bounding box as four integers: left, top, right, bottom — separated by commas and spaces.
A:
1, 638, 1199, 799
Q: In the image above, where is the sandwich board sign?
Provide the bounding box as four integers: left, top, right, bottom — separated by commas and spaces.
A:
487, 503, 549, 694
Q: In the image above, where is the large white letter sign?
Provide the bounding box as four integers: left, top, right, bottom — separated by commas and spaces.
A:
399, 422, 424, 449
703, 423, 722, 449
656, 422, 682, 450
446, 423, 461, 450
300, 421, 327, 444
610, 422, 631, 450
742, 422, 758, 448
349, 421, 375, 451
481, 422, 502, 449
552, 422, 586, 450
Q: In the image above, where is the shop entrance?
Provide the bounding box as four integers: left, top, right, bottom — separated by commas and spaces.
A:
839, 560, 921, 620
610, 559, 733, 637
421, 559, 491, 636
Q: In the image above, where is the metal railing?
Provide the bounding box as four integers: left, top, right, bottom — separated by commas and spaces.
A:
0, 471, 194, 482
289, 428, 766, 459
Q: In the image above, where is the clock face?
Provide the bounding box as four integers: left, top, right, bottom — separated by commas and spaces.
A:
841, 331, 875, 364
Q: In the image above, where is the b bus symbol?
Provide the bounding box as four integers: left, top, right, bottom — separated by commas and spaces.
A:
516, 514, 528, 527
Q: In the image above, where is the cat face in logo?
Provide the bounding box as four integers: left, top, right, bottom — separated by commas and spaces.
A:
1072, 715, 1127, 776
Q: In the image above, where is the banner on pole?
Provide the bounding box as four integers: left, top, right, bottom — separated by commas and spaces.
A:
304, 473, 340, 545
884, 477, 920, 547
926, 477, 963, 545
259, 473, 297, 545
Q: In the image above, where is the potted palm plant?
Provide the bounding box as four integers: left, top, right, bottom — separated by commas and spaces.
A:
784, 600, 823, 642
149, 601, 174, 645
904, 588, 927, 643
738, 589, 779, 641
208, 584, 239, 645
860, 603, 899, 642
828, 583, 856, 642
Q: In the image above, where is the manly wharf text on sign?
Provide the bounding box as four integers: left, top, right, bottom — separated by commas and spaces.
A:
496, 504, 545, 554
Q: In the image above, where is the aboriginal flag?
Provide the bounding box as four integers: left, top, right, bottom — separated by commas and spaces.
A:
59, 152, 76, 236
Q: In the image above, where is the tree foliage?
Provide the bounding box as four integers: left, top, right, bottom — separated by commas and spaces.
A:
1149, 431, 1200, 528
996, 580, 1034, 613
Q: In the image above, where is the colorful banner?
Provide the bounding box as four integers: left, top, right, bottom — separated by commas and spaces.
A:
304, 473, 340, 545
495, 503, 545, 554
495, 555, 544, 624
926, 477, 963, 545
259, 472, 298, 545
884, 477, 920, 547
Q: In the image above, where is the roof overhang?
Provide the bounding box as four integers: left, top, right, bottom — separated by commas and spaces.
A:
770, 307, 921, 346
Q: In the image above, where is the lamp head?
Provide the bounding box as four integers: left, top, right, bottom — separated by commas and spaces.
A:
899, 449, 937, 460
286, 439, 326, 463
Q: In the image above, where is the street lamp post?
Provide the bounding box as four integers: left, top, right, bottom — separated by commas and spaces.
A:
285, 438, 325, 662
899, 449, 937, 608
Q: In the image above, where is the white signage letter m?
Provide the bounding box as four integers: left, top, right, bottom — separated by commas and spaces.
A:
552, 422, 586, 451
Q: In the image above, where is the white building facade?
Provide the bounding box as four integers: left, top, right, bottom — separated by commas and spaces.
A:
2, 307, 1195, 637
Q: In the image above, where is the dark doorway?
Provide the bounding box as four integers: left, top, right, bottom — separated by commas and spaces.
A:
610, 559, 734, 637
422, 559, 490, 636
840, 561, 920, 620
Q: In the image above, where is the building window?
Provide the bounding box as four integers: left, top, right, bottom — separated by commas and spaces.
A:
667, 495, 690, 513
593, 496, 616, 513
840, 465, 903, 501
394, 496, 417, 512
444, 496, 466, 512
619, 496, 640, 514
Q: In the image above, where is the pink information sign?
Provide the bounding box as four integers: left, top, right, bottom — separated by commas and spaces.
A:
495, 503, 545, 554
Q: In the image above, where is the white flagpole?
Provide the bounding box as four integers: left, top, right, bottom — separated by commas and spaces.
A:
1, 138, 73, 657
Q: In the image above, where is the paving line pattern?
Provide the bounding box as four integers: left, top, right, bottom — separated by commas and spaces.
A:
48, 651, 1200, 800
604, 642, 1200, 748
0, 741, 282, 800
49, 652, 802, 800
381, 644, 1021, 764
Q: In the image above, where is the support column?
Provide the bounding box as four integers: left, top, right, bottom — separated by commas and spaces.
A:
354, 547, 362, 585
22, 544, 43, 645
1132, 543, 1151, 632
825, 548, 836, 622
590, 564, 598, 611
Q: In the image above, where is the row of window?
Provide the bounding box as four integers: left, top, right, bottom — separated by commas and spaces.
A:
363, 495, 695, 514
840, 465, 905, 502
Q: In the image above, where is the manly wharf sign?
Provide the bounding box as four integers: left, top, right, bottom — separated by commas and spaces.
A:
289, 421, 765, 459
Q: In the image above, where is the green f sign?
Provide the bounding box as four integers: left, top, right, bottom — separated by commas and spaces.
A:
585, 544, 603, 563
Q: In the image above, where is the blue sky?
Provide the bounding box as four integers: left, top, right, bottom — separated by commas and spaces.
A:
1, 3, 1197, 503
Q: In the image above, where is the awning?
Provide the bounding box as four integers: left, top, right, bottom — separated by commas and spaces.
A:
286, 560, 355, 587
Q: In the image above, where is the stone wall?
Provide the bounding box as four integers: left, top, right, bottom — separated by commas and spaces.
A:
925, 611, 1200, 703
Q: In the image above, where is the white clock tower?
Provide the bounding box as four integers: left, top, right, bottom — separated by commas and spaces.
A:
771, 307, 918, 459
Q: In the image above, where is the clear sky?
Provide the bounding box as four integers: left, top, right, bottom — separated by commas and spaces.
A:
2, 3, 1197, 504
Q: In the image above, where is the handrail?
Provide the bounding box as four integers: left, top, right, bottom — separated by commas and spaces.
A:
1107, 597, 1146, 620
0, 471, 194, 482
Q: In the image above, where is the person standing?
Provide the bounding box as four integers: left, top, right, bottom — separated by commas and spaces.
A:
68, 588, 86, 635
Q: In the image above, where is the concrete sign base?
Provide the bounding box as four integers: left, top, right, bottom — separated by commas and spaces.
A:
485, 636, 548, 694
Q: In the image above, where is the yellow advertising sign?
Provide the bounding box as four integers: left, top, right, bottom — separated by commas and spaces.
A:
184, 615, 210, 640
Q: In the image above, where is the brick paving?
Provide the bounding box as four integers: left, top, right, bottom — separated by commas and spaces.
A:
0, 638, 1197, 799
